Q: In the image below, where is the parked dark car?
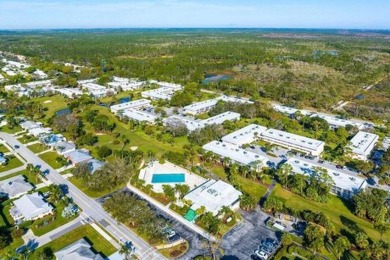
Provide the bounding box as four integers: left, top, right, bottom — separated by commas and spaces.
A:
336, 165, 343, 169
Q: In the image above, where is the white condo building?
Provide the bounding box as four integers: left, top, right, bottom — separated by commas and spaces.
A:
108, 77, 145, 91
260, 129, 324, 156
286, 158, 367, 199
184, 180, 242, 216
183, 95, 254, 115
349, 131, 379, 161
110, 99, 151, 115
203, 140, 269, 171
202, 111, 241, 126
80, 82, 114, 98
122, 109, 159, 124
141, 82, 183, 100
310, 113, 364, 130
222, 124, 267, 146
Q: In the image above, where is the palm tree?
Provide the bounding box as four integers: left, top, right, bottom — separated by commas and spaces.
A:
119, 244, 132, 260
145, 184, 153, 195
277, 164, 293, 188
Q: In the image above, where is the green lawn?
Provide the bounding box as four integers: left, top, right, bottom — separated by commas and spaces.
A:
0, 144, 9, 153
208, 165, 269, 200
33, 96, 69, 123
0, 125, 22, 134
270, 184, 390, 242
28, 143, 50, 154
0, 237, 24, 257
81, 105, 188, 157
18, 134, 38, 144
30, 203, 78, 237
0, 169, 41, 185
69, 177, 125, 198
0, 156, 24, 173
30, 224, 117, 258
39, 151, 66, 169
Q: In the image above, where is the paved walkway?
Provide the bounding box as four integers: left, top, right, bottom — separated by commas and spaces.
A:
26, 215, 84, 246
0, 165, 26, 178
126, 183, 217, 242
91, 222, 120, 249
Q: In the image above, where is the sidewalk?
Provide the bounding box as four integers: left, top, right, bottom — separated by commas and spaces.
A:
0, 165, 26, 178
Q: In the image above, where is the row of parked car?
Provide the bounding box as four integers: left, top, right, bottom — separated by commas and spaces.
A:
253, 238, 280, 260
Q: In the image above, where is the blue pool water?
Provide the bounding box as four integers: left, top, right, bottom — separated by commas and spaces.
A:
151, 173, 185, 183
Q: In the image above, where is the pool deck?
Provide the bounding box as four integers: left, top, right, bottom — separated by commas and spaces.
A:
139, 161, 206, 193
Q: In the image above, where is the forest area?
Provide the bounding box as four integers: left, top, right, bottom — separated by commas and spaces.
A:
0, 29, 389, 121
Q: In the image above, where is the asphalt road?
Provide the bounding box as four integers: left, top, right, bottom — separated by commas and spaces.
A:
0, 132, 165, 260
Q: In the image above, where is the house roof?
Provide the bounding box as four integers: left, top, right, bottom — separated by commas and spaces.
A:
54, 141, 76, 154
20, 120, 41, 130
184, 180, 242, 215
0, 175, 33, 198
54, 238, 104, 260
65, 149, 92, 164
88, 159, 104, 174
11, 192, 53, 220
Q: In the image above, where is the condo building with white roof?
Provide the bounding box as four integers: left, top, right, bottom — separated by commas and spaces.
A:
141, 85, 183, 100
260, 128, 324, 156
163, 115, 204, 132
55, 88, 83, 99
202, 111, 241, 126
183, 95, 254, 115
310, 113, 364, 130
122, 109, 159, 124
80, 82, 115, 98
108, 77, 145, 91
222, 124, 267, 146
110, 99, 151, 115
286, 158, 367, 199
184, 180, 242, 216
203, 140, 269, 171
348, 131, 379, 161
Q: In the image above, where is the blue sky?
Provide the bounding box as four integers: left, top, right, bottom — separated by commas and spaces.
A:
0, 0, 389, 29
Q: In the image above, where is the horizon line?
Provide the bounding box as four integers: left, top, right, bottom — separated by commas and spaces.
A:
0, 27, 390, 32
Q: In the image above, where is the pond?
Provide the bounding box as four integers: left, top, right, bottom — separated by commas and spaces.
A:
203, 73, 231, 84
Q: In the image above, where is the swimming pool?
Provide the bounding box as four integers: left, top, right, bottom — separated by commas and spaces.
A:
151, 173, 185, 183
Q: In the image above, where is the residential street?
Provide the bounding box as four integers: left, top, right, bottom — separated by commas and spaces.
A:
0, 132, 165, 260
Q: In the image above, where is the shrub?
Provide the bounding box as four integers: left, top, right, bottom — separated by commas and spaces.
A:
170, 250, 183, 257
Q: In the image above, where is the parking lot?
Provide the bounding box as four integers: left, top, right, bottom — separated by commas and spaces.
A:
221, 208, 278, 259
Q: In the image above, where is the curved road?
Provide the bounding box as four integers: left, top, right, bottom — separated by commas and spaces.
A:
0, 132, 164, 260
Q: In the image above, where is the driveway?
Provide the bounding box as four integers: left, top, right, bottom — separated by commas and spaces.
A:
221, 208, 277, 259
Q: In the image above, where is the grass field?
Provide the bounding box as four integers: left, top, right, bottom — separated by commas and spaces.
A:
270, 184, 390, 242
33, 96, 69, 123
0, 156, 24, 173
208, 164, 269, 200
80, 105, 188, 157
0, 144, 9, 153
0, 169, 41, 185
69, 177, 125, 198
28, 143, 50, 154
39, 151, 66, 169
18, 134, 38, 144
0, 125, 22, 134
29, 224, 117, 259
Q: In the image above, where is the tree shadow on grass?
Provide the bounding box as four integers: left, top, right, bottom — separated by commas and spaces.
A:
339, 215, 364, 234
